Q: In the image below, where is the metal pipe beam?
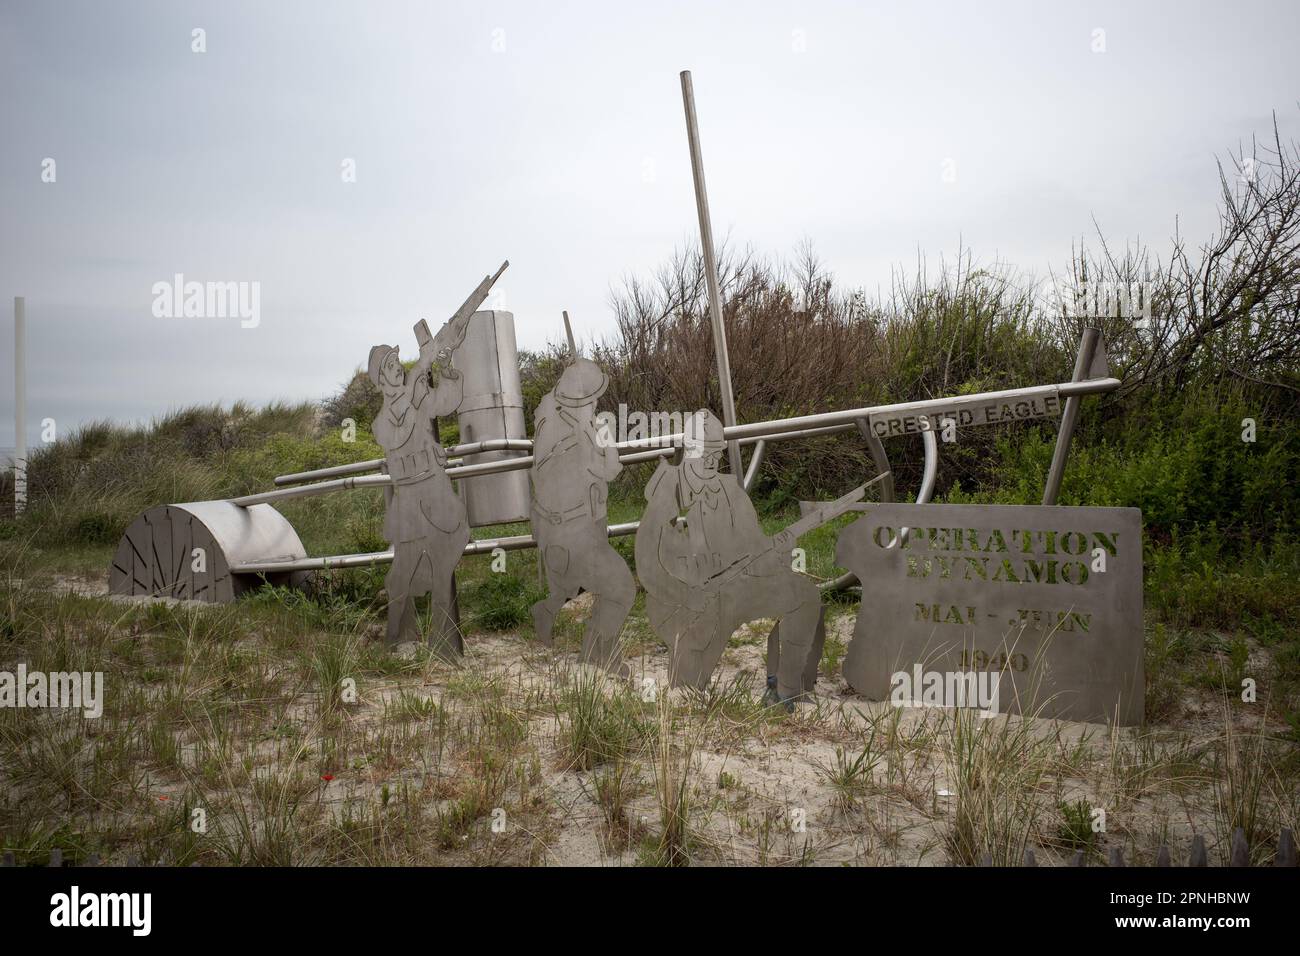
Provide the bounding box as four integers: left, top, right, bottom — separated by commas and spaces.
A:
274, 458, 385, 486
231, 473, 392, 508
722, 378, 1119, 443
1042, 327, 1101, 505
245, 430, 837, 508
273, 438, 534, 487
232, 521, 643, 574
606, 378, 1118, 452
742, 439, 767, 492
916, 427, 939, 504
244, 423, 944, 584
819, 427, 940, 594
856, 419, 895, 503
13, 297, 25, 516
233, 377, 1120, 508
680, 70, 743, 478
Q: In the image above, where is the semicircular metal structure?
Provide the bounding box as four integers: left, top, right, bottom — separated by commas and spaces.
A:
108, 501, 308, 602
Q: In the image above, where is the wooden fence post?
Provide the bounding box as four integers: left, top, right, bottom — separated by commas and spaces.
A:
1276, 828, 1297, 867
1229, 828, 1250, 867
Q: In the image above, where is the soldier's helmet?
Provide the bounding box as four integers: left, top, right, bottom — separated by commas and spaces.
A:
554, 311, 609, 407
683, 408, 726, 461
555, 356, 608, 408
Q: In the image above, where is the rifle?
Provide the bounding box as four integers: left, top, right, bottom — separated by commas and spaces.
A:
414, 260, 510, 360
653, 473, 888, 641
704, 472, 887, 589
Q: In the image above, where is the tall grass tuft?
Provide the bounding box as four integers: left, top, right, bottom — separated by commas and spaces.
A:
943, 708, 1050, 866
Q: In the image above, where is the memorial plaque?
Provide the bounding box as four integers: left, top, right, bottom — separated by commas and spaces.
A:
838, 503, 1143, 725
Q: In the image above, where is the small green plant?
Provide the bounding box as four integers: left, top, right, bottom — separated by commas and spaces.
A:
593, 756, 641, 852
1213, 712, 1273, 859
1056, 798, 1099, 851
464, 573, 543, 631
387, 691, 438, 722
557, 669, 648, 772
944, 707, 1049, 866
311, 633, 362, 717
648, 696, 695, 867
820, 633, 847, 678
814, 743, 881, 812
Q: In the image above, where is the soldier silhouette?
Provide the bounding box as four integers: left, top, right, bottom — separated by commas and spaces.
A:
636, 409, 862, 703
529, 313, 635, 671
369, 312, 472, 656
368, 263, 506, 655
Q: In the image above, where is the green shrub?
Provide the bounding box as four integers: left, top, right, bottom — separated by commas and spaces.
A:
1144, 532, 1300, 629
995, 391, 1294, 540
464, 573, 544, 631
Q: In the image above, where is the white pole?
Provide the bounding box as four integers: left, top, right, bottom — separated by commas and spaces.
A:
14, 296, 25, 515
680, 70, 743, 478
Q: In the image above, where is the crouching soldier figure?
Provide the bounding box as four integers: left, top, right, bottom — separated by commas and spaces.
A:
529, 313, 635, 671
635, 409, 865, 704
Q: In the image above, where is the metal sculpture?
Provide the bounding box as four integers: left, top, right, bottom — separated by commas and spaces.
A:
120, 362, 1116, 606
454, 309, 532, 526
109, 500, 306, 602
634, 409, 868, 702
835, 502, 1145, 724
369, 262, 507, 654
100, 72, 1138, 723
528, 313, 635, 670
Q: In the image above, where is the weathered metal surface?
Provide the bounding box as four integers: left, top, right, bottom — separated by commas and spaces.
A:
528, 314, 635, 670
454, 310, 531, 526
680, 70, 742, 478
108, 501, 306, 601
867, 392, 1062, 440
858, 419, 896, 504
271, 439, 533, 488
1043, 327, 1103, 505
368, 265, 505, 654
821, 425, 938, 593
371, 320, 468, 653
838, 503, 1144, 725
635, 409, 866, 701
741, 438, 767, 493
240, 377, 1121, 508
232, 521, 645, 574
765, 605, 827, 697
725, 377, 1119, 444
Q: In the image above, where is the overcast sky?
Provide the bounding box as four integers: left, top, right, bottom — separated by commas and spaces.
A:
1, 0, 1297, 447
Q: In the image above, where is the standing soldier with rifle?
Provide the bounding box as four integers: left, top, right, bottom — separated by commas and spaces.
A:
369, 262, 508, 656
636, 409, 869, 704
529, 313, 635, 672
